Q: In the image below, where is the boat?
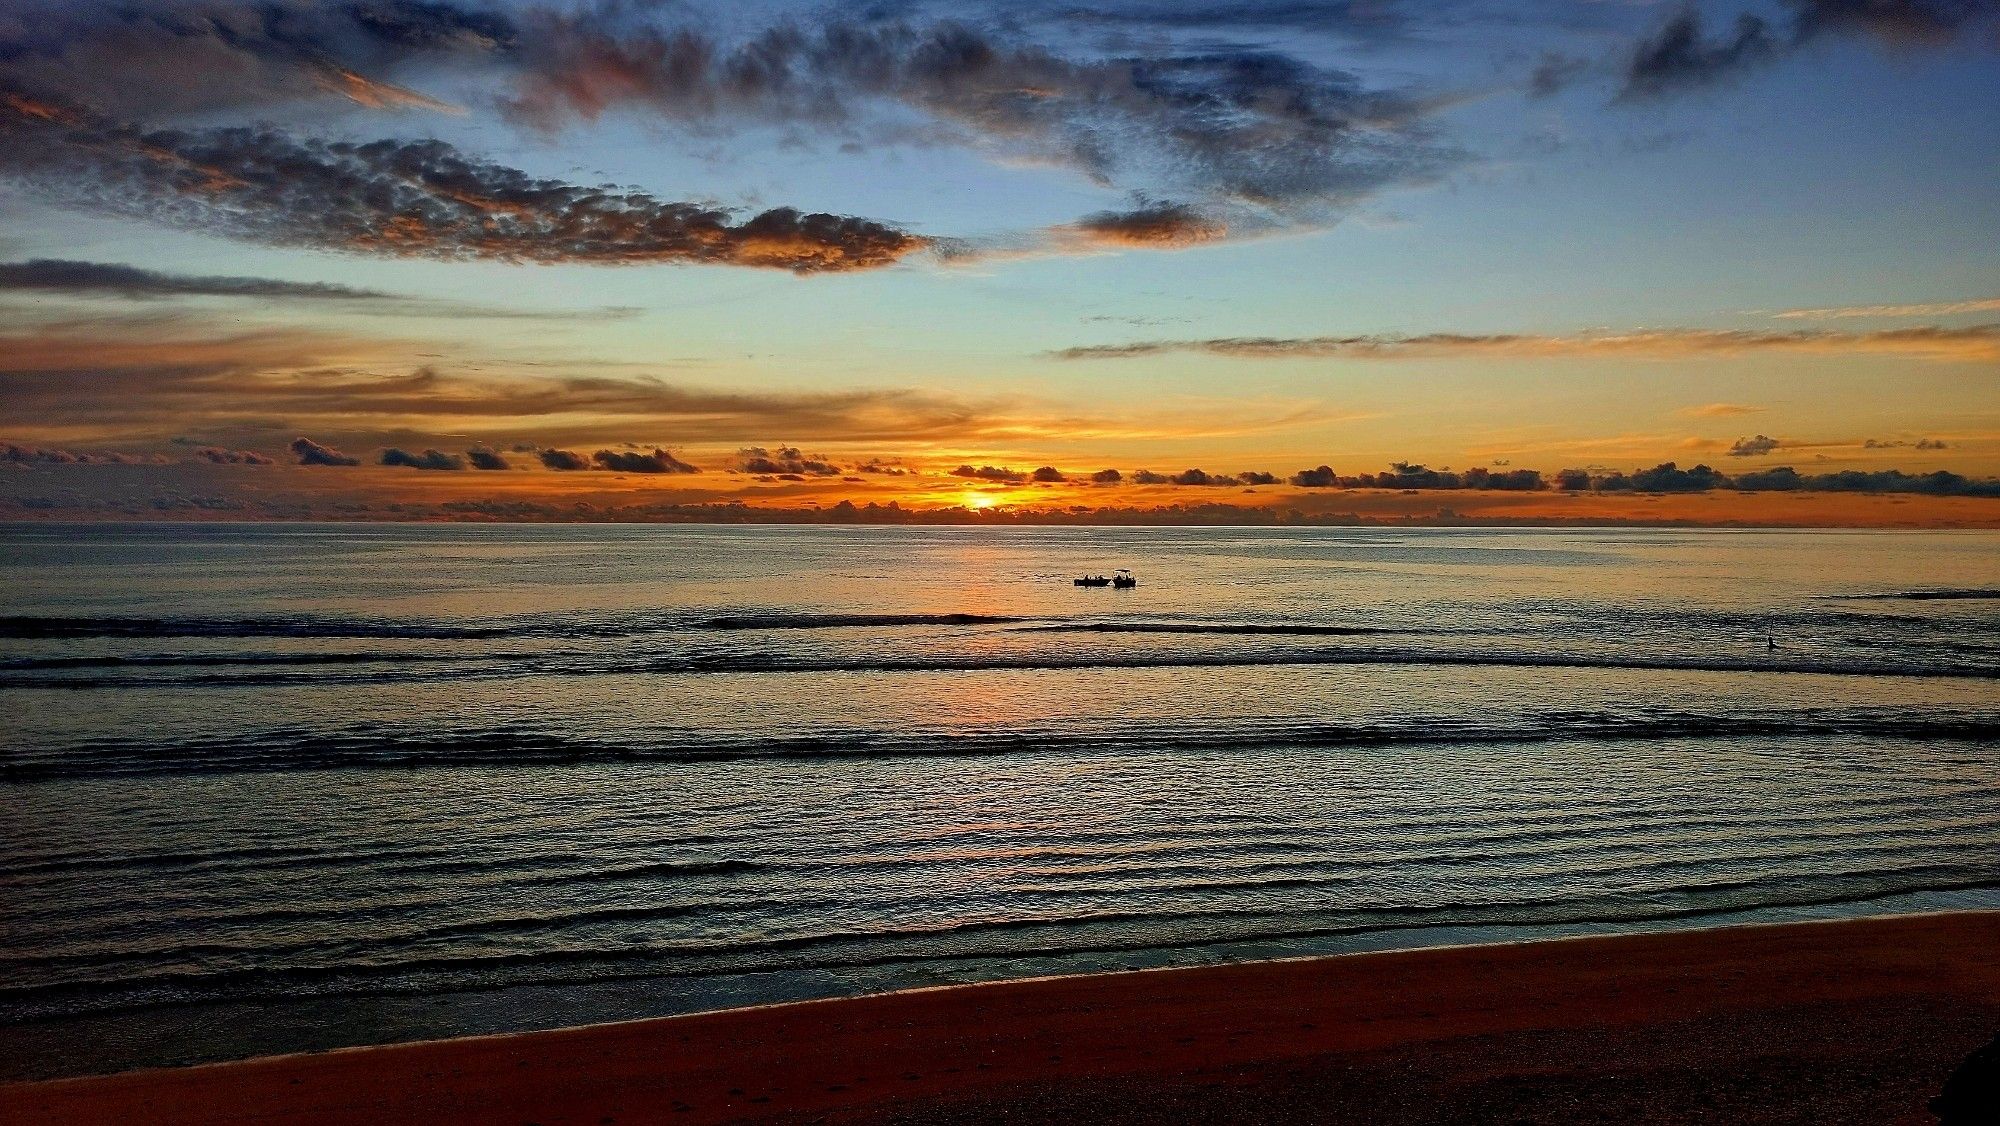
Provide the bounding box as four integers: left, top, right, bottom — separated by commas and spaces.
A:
1073, 570, 1138, 588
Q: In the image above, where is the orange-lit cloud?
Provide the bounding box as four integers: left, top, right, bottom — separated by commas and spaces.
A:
310, 66, 465, 115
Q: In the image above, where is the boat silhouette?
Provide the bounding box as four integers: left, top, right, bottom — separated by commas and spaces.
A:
1074, 569, 1138, 588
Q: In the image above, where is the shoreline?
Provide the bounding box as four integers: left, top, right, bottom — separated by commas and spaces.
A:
7, 911, 1996, 1124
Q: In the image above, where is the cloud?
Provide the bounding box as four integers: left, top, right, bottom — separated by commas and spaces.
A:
0, 258, 397, 301
1090, 468, 1123, 483
1680, 402, 1765, 417
1031, 465, 1067, 482
1864, 437, 1951, 450
1051, 324, 2000, 362
0, 0, 510, 119
290, 436, 359, 466
1773, 297, 2000, 319
192, 446, 276, 465
1728, 433, 1782, 457
1060, 203, 1228, 249
1620, 11, 1781, 100
0, 257, 640, 320
951, 464, 1029, 483
1527, 51, 1590, 98
381, 447, 466, 470
466, 446, 510, 470
2, 442, 147, 464
738, 446, 841, 475
538, 448, 590, 471
594, 448, 699, 473
0, 94, 928, 274
1238, 470, 1279, 485
499, 14, 1461, 219
1619, 1, 2000, 100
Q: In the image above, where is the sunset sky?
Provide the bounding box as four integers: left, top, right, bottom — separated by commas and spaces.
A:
1, 0, 1996, 520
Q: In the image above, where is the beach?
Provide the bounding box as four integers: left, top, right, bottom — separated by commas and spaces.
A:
6, 912, 1995, 1125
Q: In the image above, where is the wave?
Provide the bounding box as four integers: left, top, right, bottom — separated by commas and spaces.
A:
699, 613, 1031, 630
1022, 621, 1418, 636
0, 610, 1037, 643
0, 615, 517, 640
8, 709, 1996, 780
6, 642, 1994, 691
4, 864, 1995, 1022
1836, 589, 2000, 601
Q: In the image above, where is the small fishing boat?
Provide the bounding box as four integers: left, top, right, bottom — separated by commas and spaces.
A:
1073, 570, 1138, 588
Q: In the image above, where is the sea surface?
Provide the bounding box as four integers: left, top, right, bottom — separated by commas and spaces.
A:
2, 522, 1997, 1079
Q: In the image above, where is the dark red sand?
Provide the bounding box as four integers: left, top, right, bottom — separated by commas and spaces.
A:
6, 912, 1997, 1125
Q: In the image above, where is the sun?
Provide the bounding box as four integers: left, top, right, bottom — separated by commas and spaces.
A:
964, 493, 997, 510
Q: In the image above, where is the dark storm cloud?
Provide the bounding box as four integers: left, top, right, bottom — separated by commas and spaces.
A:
0, 258, 397, 301
594, 447, 699, 473
381, 446, 466, 469
537, 447, 590, 470
290, 436, 359, 465
738, 445, 841, 475
1619, 1, 1999, 100
500, 15, 1461, 214
0, 0, 510, 118
465, 445, 511, 469
0, 94, 928, 273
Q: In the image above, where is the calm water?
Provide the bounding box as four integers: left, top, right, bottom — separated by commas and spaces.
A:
2, 522, 1997, 1078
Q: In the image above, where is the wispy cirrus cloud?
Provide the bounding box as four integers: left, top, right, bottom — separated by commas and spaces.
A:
1679, 402, 1766, 418
0, 258, 641, 321
0, 92, 928, 273
1773, 297, 2000, 319
1051, 324, 2000, 362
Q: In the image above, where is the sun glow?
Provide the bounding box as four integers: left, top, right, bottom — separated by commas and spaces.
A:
964, 492, 997, 510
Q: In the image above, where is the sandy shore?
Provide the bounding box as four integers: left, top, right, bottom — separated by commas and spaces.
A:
6, 912, 1996, 1125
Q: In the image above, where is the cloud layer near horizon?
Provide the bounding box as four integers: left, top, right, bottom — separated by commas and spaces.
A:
1053, 324, 2000, 362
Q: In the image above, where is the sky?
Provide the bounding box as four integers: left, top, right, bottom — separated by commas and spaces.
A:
0, 0, 1997, 522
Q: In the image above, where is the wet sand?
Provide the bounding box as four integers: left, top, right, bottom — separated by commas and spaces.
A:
6, 912, 1997, 1125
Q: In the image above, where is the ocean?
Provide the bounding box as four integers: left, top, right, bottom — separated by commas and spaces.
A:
2, 522, 1997, 1079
